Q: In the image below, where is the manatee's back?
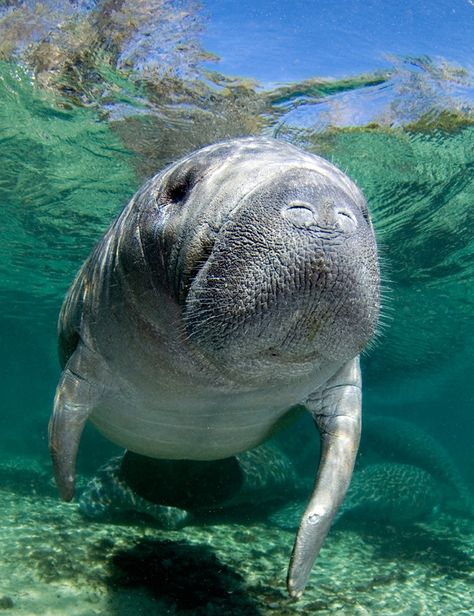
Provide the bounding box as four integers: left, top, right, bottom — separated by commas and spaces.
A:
337, 463, 441, 524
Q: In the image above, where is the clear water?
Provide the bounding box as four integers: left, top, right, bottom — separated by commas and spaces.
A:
1, 1, 473, 614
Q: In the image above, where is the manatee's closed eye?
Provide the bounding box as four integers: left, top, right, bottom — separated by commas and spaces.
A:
167, 176, 191, 204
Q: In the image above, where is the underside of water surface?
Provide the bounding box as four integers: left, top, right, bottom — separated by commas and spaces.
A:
0, 2, 473, 615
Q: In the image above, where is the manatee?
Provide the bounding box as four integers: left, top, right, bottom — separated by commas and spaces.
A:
78, 443, 304, 526
338, 463, 442, 524
78, 455, 192, 529
363, 415, 474, 516
269, 462, 442, 530
48, 137, 380, 597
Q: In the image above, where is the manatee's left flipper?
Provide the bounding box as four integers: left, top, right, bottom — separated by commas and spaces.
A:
287, 357, 362, 599
48, 352, 99, 502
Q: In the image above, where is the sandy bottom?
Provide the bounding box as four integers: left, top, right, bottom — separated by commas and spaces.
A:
0, 456, 473, 616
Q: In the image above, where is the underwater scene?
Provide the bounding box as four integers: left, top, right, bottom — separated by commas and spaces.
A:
1, 1, 473, 614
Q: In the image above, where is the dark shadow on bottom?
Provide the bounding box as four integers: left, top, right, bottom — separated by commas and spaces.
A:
107, 538, 262, 615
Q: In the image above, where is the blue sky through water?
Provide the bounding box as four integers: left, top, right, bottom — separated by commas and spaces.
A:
201, 0, 474, 84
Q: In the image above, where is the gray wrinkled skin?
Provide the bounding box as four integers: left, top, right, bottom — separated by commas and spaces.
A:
49, 137, 380, 598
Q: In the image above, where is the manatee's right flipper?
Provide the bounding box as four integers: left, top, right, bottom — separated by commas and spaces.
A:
48, 355, 97, 502
287, 358, 362, 599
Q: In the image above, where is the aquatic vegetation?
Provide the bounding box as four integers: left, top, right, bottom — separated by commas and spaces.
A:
0, 596, 14, 610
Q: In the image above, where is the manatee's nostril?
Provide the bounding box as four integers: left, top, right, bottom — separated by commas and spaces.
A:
283, 201, 317, 227
336, 209, 354, 221
335, 208, 358, 231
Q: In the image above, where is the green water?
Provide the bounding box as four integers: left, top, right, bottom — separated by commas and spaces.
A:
2, 60, 473, 469
1, 3, 474, 613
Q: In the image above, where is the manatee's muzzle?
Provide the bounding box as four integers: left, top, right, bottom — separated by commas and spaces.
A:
182, 184, 380, 369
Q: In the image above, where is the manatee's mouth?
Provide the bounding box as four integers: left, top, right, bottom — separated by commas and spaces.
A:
182, 250, 379, 368
257, 348, 323, 364
175, 173, 380, 365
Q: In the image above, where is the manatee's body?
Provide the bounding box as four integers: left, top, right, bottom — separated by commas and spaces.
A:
49, 137, 380, 597
338, 463, 442, 524
363, 415, 474, 516
269, 463, 442, 531
79, 444, 304, 527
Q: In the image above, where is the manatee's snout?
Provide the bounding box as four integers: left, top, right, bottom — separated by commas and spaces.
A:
183, 166, 379, 372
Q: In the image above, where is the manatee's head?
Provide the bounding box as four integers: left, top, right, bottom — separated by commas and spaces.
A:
139, 137, 380, 378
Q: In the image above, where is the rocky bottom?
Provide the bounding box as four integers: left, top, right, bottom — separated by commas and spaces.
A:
0, 456, 473, 616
